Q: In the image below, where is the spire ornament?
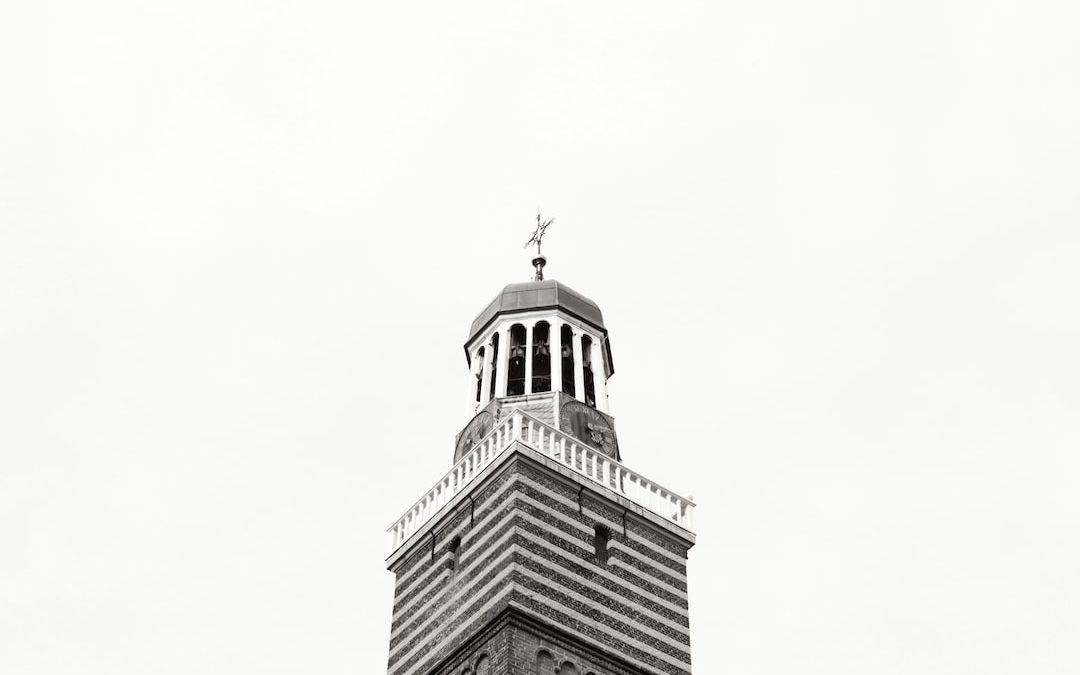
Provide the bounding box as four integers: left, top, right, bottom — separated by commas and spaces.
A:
524, 212, 554, 281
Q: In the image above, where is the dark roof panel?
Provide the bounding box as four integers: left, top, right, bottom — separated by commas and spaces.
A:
467, 280, 605, 343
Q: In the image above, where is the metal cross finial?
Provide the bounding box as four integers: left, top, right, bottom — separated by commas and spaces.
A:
524, 211, 554, 256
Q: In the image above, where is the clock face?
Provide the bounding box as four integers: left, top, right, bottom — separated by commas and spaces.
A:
454, 411, 494, 462
559, 400, 619, 460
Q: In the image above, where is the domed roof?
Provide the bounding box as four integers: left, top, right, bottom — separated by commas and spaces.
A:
467, 279, 606, 344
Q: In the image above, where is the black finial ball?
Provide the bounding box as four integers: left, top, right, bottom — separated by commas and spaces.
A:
531, 255, 547, 281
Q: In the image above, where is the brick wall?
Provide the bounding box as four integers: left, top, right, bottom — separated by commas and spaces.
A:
387, 449, 693, 675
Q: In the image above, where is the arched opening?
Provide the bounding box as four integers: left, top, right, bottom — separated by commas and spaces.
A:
532, 321, 551, 393
560, 324, 575, 397
474, 347, 485, 403
507, 324, 527, 396
593, 523, 610, 565
474, 654, 491, 675
560, 662, 578, 675
488, 333, 499, 400
581, 335, 596, 407
535, 650, 554, 674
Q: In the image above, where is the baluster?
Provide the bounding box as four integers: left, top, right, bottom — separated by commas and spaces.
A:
601, 458, 610, 487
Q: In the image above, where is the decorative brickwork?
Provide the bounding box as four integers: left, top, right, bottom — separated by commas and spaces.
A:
387, 447, 693, 675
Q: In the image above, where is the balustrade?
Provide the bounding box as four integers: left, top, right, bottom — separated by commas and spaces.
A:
387, 409, 695, 552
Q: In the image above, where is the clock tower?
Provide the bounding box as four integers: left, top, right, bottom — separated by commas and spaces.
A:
385, 257, 696, 675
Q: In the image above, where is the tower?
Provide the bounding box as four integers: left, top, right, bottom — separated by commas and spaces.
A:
385, 258, 696, 675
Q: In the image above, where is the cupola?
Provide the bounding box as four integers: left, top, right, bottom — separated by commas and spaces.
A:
455, 265, 619, 463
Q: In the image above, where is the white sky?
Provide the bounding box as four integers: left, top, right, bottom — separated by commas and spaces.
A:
2, 1, 1078, 674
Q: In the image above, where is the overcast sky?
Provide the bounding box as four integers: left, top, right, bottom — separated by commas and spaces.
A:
2, 1, 1078, 674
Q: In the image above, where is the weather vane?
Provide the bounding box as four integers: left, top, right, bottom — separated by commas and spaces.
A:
525, 212, 554, 255
524, 211, 554, 281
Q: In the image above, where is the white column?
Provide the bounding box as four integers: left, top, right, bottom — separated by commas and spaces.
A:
480, 337, 493, 405
494, 324, 511, 398
468, 347, 482, 414
573, 329, 585, 402
524, 322, 534, 395
592, 337, 609, 412
550, 318, 563, 394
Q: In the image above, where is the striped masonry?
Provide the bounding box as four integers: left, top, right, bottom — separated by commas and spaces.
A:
386, 450, 694, 675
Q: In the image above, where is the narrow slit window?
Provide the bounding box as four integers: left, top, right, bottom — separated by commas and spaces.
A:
593, 524, 610, 565
447, 535, 461, 572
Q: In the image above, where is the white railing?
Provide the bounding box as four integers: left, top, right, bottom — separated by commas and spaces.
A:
387, 409, 696, 552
